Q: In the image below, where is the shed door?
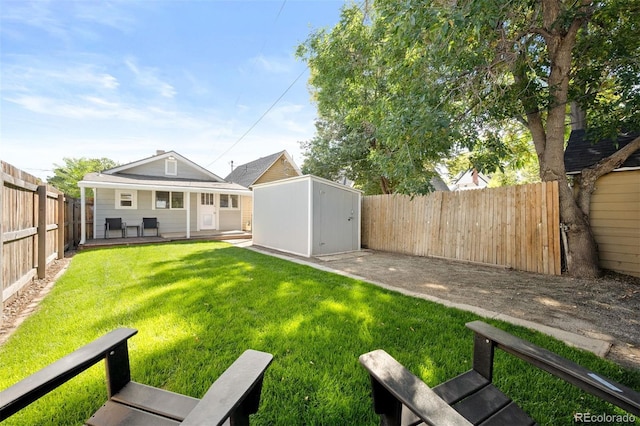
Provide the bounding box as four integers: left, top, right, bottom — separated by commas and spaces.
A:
315, 184, 359, 255
199, 193, 217, 230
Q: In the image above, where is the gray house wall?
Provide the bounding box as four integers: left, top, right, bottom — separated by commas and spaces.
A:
219, 209, 241, 230
96, 189, 191, 236
253, 179, 310, 256
123, 160, 214, 180
95, 189, 242, 236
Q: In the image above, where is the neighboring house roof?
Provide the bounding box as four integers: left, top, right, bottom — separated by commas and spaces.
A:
564, 129, 640, 174
225, 150, 301, 187
106, 150, 226, 182
449, 169, 491, 191
430, 175, 450, 192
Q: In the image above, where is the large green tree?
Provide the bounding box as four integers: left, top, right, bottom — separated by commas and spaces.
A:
47, 157, 117, 198
298, 6, 451, 194
299, 0, 640, 277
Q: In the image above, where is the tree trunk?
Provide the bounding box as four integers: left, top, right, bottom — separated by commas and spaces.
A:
556, 176, 601, 277
528, 0, 601, 277
380, 176, 392, 194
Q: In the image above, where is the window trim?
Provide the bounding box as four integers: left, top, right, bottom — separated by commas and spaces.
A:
115, 189, 137, 209
165, 159, 178, 176
153, 190, 185, 210
219, 194, 239, 210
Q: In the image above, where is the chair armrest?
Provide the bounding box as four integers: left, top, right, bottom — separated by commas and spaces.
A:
181, 349, 273, 426
466, 321, 640, 416
359, 350, 472, 426
0, 328, 138, 421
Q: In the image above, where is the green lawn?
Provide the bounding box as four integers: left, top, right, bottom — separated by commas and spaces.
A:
1, 241, 638, 425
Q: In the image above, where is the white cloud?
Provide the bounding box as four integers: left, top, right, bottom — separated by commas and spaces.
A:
0, 59, 119, 94
183, 71, 210, 96
0, 1, 136, 42
125, 57, 176, 99
0, 1, 68, 39
265, 102, 314, 134
250, 54, 293, 74
74, 1, 137, 33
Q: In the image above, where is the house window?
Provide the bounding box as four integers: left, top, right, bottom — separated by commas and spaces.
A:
201, 193, 215, 205
115, 190, 137, 209
220, 194, 239, 209
155, 191, 184, 209
165, 158, 177, 176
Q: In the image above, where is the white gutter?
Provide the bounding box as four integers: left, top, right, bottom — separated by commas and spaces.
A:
78, 180, 252, 196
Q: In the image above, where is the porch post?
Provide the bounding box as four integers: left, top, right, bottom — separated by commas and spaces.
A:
93, 188, 97, 240
186, 191, 191, 239
80, 186, 86, 245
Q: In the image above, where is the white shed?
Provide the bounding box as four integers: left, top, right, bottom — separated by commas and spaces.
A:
252, 175, 361, 257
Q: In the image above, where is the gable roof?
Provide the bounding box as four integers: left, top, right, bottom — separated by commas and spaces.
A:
430, 175, 451, 192
564, 130, 640, 174
105, 150, 225, 182
450, 169, 491, 190
225, 150, 301, 187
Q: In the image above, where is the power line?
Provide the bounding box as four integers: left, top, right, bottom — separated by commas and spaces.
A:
206, 66, 308, 168
218, 0, 292, 168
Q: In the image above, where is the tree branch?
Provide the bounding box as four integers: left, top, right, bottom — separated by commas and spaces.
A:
576, 135, 640, 216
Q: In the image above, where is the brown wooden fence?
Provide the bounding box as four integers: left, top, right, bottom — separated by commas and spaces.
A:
65, 197, 93, 248
362, 181, 561, 275
1, 161, 66, 315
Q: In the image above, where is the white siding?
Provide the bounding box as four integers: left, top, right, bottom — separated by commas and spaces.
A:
253, 175, 361, 257
311, 180, 361, 255
253, 179, 310, 256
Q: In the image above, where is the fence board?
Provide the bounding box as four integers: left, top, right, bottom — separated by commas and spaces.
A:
362, 182, 561, 275
1, 162, 70, 310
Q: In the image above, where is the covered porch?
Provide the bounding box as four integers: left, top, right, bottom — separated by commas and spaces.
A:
77, 174, 253, 245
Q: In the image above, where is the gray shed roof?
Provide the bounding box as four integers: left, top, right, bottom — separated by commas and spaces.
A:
564, 130, 640, 174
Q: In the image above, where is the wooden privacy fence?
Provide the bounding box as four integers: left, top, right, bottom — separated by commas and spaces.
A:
65, 197, 93, 248
362, 181, 561, 275
1, 162, 66, 312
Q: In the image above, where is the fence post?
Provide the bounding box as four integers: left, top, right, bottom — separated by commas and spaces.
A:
37, 185, 47, 279
57, 191, 65, 259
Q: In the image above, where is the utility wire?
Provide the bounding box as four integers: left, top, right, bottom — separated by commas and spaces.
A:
217, 0, 292, 168
206, 66, 308, 168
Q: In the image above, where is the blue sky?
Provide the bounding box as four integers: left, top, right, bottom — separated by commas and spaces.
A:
1, 0, 347, 180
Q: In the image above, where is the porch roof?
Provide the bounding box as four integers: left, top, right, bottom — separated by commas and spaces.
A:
79, 172, 252, 196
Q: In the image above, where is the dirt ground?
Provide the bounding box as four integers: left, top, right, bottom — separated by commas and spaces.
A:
0, 256, 72, 345
2, 247, 639, 370
302, 250, 640, 370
